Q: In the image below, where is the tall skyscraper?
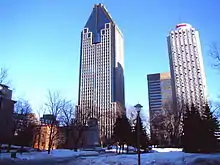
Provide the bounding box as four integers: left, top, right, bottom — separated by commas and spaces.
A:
147, 72, 173, 145
77, 4, 125, 139
167, 23, 207, 112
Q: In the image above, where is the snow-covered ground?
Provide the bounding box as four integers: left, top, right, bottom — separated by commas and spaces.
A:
70, 152, 220, 165
1, 148, 220, 165
152, 148, 182, 152
0, 149, 99, 160
68, 148, 220, 165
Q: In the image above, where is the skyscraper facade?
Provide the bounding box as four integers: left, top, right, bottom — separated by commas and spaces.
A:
147, 72, 173, 145
77, 4, 125, 139
167, 23, 207, 112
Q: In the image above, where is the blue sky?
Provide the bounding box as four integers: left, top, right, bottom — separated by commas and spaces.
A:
0, 0, 220, 116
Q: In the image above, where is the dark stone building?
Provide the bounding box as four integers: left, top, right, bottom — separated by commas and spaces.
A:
0, 84, 16, 144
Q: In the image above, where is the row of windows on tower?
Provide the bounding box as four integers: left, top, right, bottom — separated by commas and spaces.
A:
176, 82, 204, 92
81, 55, 110, 62
173, 58, 198, 66
180, 94, 205, 104
170, 29, 195, 35
81, 78, 110, 86
81, 58, 110, 65
177, 89, 204, 98
172, 47, 197, 54
83, 47, 110, 53
171, 32, 195, 39
82, 42, 110, 50
172, 39, 197, 46
172, 48, 197, 56
175, 71, 202, 78
174, 54, 199, 61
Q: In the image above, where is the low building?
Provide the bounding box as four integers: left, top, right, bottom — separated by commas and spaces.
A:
33, 124, 59, 150
33, 114, 59, 151
0, 84, 16, 144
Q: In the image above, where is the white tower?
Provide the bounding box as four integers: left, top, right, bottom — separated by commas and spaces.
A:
167, 23, 207, 112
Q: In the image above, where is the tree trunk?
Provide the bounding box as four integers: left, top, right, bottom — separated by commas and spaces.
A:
48, 125, 54, 154
122, 144, 124, 153
37, 126, 41, 150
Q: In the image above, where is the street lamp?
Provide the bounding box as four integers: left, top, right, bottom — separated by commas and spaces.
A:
134, 103, 143, 165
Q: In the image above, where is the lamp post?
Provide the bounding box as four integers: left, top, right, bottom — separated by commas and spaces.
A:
134, 103, 143, 165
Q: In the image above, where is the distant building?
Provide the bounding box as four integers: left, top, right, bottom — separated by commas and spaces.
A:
76, 3, 125, 139
58, 118, 99, 150
0, 84, 16, 144
33, 114, 59, 150
167, 23, 207, 112
147, 72, 173, 146
33, 124, 58, 150
40, 114, 58, 125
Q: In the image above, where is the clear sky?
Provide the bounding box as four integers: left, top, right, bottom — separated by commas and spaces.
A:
0, 0, 220, 117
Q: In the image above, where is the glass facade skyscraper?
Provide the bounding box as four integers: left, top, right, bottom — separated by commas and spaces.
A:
77, 4, 125, 139
147, 72, 173, 145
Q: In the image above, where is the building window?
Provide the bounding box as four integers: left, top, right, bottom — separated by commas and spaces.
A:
84, 28, 88, 33
106, 24, 110, 28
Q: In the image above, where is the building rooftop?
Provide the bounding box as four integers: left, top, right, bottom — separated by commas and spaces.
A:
175, 23, 192, 30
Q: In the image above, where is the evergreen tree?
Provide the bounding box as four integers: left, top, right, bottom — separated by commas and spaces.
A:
200, 104, 220, 153
183, 104, 203, 153
113, 114, 132, 153
134, 116, 150, 151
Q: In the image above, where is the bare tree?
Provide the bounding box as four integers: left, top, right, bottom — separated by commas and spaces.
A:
71, 106, 94, 151
0, 68, 10, 85
126, 105, 149, 130
209, 43, 220, 69
13, 99, 33, 136
14, 99, 32, 115
70, 104, 114, 151
209, 100, 220, 120
44, 90, 64, 154
58, 100, 75, 148
12, 99, 35, 150
209, 43, 220, 119
149, 101, 184, 147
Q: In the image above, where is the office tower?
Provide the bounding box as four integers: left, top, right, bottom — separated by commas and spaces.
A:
77, 4, 125, 139
0, 84, 16, 144
167, 23, 207, 112
147, 72, 173, 145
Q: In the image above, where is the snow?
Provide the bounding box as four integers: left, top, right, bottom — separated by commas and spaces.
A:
0, 149, 99, 161
105, 145, 138, 153
1, 147, 220, 165
152, 148, 183, 153
67, 148, 220, 165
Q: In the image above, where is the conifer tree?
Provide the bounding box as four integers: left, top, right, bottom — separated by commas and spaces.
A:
113, 114, 132, 153
183, 104, 203, 153
201, 104, 220, 152
134, 116, 150, 151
